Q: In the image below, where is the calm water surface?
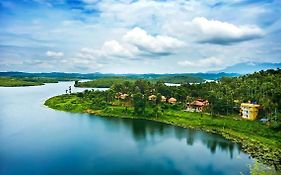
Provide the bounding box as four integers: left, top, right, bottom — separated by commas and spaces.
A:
0, 82, 254, 175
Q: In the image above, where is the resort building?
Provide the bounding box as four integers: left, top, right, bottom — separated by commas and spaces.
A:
149, 95, 167, 102
168, 97, 177, 104
148, 95, 157, 101
240, 103, 260, 120
161, 96, 167, 102
186, 99, 209, 112
115, 92, 129, 100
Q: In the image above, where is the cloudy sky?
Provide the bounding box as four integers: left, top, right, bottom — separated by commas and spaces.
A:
0, 0, 280, 73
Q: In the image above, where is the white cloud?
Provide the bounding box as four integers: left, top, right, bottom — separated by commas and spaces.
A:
192, 17, 264, 44
101, 40, 136, 57
78, 40, 137, 59
46, 51, 64, 58
77, 48, 99, 59
123, 27, 185, 55
77, 27, 184, 62
69, 48, 104, 71
178, 57, 224, 68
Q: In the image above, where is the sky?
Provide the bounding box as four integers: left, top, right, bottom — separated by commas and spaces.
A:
0, 0, 281, 73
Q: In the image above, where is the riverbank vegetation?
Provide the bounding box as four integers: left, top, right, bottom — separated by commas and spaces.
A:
45, 69, 281, 171
0, 77, 76, 87
74, 75, 204, 88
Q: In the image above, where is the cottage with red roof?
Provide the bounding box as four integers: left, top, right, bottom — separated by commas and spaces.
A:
186, 99, 209, 112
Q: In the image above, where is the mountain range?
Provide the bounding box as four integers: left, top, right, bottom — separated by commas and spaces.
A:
0, 71, 238, 80
216, 62, 281, 74
0, 62, 280, 80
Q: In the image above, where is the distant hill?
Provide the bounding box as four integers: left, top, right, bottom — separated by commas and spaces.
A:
0, 72, 110, 79
216, 62, 281, 74
0, 71, 239, 80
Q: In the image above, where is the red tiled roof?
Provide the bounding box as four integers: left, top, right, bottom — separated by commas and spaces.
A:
188, 100, 208, 107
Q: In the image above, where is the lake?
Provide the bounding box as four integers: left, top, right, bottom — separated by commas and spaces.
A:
0, 81, 254, 175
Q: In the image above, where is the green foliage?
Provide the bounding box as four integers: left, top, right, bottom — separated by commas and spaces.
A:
156, 93, 162, 104
75, 77, 135, 88
151, 105, 163, 117
74, 75, 203, 88
55, 69, 281, 127
248, 160, 278, 175
0, 77, 75, 87
133, 93, 146, 114
152, 75, 203, 84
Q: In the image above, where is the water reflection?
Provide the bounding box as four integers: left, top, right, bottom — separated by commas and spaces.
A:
186, 129, 196, 145
89, 116, 241, 160
201, 134, 236, 159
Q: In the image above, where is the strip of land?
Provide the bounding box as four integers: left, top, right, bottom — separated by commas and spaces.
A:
74, 75, 204, 88
0, 77, 76, 87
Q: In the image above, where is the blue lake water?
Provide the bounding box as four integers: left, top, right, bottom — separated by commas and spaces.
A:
0, 81, 254, 175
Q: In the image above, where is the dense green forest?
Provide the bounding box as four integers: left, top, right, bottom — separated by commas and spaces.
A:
154, 75, 204, 84
0, 77, 75, 87
74, 75, 203, 88
45, 69, 281, 169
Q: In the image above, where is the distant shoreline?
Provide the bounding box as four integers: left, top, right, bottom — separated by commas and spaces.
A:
0, 77, 75, 87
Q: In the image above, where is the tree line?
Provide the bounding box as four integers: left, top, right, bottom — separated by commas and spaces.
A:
76, 69, 281, 130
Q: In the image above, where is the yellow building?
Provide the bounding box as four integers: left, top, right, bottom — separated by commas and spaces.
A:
240, 103, 260, 120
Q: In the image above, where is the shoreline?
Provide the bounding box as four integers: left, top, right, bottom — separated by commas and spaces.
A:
44, 99, 281, 170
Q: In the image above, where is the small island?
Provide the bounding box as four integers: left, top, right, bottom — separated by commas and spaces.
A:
0, 77, 76, 87
45, 69, 281, 170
